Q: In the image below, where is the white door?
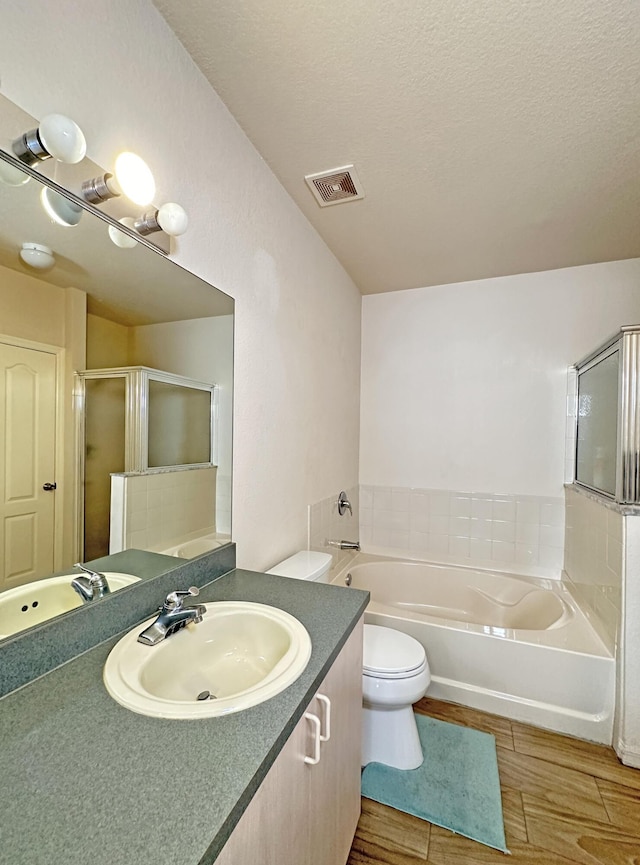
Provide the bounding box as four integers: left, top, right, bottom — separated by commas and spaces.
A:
0, 342, 57, 590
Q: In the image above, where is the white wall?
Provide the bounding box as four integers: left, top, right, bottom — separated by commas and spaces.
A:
0, 0, 361, 569
361, 259, 640, 497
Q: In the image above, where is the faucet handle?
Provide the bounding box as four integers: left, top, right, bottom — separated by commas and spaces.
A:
164, 586, 200, 610
337, 491, 353, 517
73, 562, 106, 584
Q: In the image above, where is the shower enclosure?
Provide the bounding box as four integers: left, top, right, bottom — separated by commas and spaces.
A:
574, 324, 640, 503
75, 366, 217, 561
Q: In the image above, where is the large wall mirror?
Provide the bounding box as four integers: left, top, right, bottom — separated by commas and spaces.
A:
0, 104, 233, 643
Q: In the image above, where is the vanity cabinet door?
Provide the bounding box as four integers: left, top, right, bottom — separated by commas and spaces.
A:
307, 617, 363, 865
214, 715, 311, 865
215, 616, 363, 865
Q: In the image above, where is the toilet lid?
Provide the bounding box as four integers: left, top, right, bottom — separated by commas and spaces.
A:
363, 624, 426, 677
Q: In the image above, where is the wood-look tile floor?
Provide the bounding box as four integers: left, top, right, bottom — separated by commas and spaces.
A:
347, 697, 640, 865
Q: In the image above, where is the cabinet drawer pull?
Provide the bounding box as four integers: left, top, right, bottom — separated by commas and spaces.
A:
304, 712, 321, 765
316, 693, 331, 743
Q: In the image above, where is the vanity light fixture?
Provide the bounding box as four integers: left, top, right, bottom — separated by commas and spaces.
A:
108, 217, 139, 249
20, 242, 55, 270
12, 114, 86, 166
134, 202, 188, 237
40, 187, 83, 227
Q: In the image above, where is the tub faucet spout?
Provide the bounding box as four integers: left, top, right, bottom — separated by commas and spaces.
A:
327, 539, 360, 551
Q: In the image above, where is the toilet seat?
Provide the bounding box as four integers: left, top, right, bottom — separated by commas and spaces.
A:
363, 624, 426, 680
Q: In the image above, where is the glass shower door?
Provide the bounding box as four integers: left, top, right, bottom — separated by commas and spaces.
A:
83, 377, 126, 561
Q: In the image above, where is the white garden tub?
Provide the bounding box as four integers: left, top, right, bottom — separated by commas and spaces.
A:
332, 553, 615, 743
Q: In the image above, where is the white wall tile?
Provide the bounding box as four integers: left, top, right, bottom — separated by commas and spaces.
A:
410, 491, 430, 514
451, 496, 472, 517
410, 511, 430, 534
429, 492, 451, 515
492, 498, 517, 522
449, 516, 471, 537
470, 537, 492, 559
471, 498, 493, 519
373, 487, 392, 511
360, 484, 564, 576
449, 535, 470, 558
492, 520, 516, 543
391, 489, 410, 511
470, 518, 492, 540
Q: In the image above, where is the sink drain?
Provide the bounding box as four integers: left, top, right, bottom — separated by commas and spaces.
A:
197, 690, 217, 701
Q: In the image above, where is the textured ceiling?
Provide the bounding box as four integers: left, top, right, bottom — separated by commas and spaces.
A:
154, 0, 640, 294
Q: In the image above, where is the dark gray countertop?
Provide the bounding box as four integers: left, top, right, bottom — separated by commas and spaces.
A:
0, 568, 368, 865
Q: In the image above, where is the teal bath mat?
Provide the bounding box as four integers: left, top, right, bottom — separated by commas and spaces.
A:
361, 714, 509, 853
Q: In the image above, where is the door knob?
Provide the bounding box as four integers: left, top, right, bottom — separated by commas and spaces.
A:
42, 482, 57, 491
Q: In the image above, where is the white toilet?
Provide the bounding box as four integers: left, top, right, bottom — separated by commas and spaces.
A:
362, 624, 430, 770
267, 550, 431, 771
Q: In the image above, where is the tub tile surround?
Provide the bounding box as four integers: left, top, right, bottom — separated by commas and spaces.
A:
564, 485, 623, 656
111, 466, 218, 554
359, 485, 565, 578
308, 485, 360, 571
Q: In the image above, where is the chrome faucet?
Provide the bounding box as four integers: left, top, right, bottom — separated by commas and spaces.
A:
327, 539, 360, 551
337, 491, 353, 516
71, 563, 111, 602
137, 586, 206, 646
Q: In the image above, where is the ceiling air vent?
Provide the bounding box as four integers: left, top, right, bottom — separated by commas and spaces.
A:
304, 165, 365, 207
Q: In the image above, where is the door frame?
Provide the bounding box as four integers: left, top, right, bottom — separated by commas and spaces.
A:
0, 334, 66, 573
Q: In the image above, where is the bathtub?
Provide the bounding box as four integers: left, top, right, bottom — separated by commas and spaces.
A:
332, 553, 615, 744
159, 534, 227, 559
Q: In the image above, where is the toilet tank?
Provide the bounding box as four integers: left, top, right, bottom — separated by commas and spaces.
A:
266, 551, 333, 583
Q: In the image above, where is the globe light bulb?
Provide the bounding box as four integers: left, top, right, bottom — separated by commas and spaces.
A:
157, 202, 188, 236
114, 152, 155, 206
41, 187, 83, 227
108, 217, 139, 249
37, 114, 87, 164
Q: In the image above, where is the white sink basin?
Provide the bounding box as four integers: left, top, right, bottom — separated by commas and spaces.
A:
103, 601, 312, 719
0, 573, 140, 639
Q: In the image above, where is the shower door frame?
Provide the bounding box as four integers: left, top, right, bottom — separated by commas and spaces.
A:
74, 366, 218, 561
574, 324, 640, 505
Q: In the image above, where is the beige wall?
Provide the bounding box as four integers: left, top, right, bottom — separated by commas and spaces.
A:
86, 314, 131, 369
0, 264, 66, 346
1, 0, 361, 570
0, 264, 86, 567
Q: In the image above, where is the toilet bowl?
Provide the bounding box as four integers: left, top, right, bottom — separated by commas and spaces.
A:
362, 624, 430, 770
266, 551, 430, 771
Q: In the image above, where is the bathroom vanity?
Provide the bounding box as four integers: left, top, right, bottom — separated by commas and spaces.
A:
0, 564, 368, 865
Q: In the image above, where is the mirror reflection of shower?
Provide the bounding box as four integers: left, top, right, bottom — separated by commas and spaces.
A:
76, 366, 224, 561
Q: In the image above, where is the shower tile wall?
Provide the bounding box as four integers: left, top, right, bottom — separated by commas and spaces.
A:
308, 486, 360, 572
111, 467, 217, 553
564, 485, 622, 653
359, 485, 565, 578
